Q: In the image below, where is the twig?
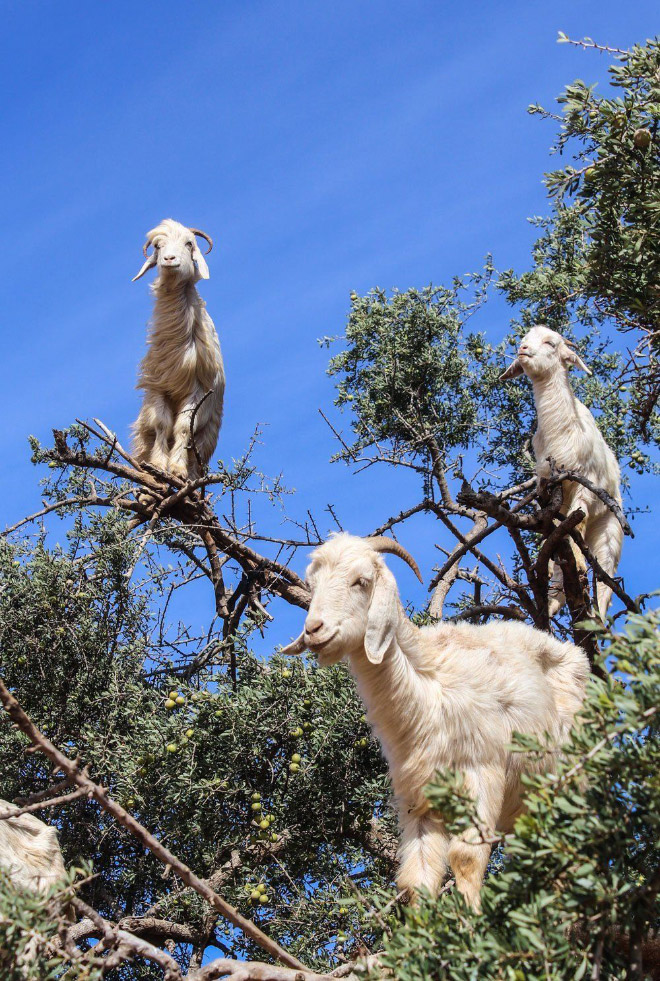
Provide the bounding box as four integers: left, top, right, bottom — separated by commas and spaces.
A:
0, 786, 87, 820
188, 390, 214, 477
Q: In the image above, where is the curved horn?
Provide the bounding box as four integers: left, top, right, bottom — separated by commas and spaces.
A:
189, 228, 213, 254
367, 536, 423, 583
142, 238, 154, 258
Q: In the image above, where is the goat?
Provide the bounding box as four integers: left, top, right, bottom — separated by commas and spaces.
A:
501, 324, 623, 618
282, 533, 589, 909
0, 800, 67, 894
131, 219, 225, 481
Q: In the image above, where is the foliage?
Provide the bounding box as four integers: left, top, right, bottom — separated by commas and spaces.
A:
501, 35, 660, 447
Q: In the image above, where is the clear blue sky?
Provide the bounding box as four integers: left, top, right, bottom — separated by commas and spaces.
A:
1, 1, 657, 644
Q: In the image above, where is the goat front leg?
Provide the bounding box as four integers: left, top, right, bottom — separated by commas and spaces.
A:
132, 392, 173, 473
447, 766, 505, 912
396, 805, 450, 901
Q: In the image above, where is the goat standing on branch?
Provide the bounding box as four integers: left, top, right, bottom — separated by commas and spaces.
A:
132, 219, 225, 481
283, 534, 588, 909
501, 325, 623, 619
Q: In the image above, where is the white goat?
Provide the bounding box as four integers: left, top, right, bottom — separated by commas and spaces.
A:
0, 800, 67, 894
132, 219, 225, 481
283, 534, 588, 909
501, 325, 623, 619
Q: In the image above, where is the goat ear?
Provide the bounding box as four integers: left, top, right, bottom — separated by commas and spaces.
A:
364, 570, 399, 665
132, 253, 157, 282
562, 345, 592, 376
193, 246, 210, 280
500, 358, 524, 381
280, 632, 307, 656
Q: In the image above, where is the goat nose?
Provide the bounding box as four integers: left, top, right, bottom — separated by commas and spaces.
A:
305, 617, 324, 635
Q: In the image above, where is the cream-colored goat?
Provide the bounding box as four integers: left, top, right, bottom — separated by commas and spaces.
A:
501, 325, 623, 618
283, 534, 589, 909
132, 219, 225, 481
0, 799, 67, 894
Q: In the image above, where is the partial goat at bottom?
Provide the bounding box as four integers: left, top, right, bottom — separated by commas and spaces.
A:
283, 533, 589, 909
0, 799, 67, 894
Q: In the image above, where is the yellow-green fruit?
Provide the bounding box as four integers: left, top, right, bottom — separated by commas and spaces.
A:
169, 690, 178, 699
126, 798, 135, 807
251, 792, 261, 802
611, 113, 626, 130
267, 814, 275, 824
302, 722, 312, 730
584, 166, 596, 181
290, 727, 303, 737
250, 890, 261, 902
259, 819, 270, 830
281, 668, 292, 678
634, 128, 651, 149
214, 710, 222, 718
186, 729, 194, 738
166, 744, 178, 754
251, 802, 262, 812
164, 699, 176, 710
271, 832, 278, 842
289, 762, 300, 773
303, 698, 311, 707
339, 907, 348, 915
475, 346, 483, 355
175, 695, 185, 705
259, 894, 270, 904
291, 753, 301, 764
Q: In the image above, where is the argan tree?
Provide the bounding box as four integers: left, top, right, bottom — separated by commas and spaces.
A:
0, 33, 658, 981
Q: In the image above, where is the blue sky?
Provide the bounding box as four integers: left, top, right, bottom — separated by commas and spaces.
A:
1, 0, 657, 646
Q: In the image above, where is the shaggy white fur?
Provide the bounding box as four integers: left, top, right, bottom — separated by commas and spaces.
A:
283, 534, 589, 909
132, 219, 225, 481
0, 800, 66, 893
501, 325, 623, 618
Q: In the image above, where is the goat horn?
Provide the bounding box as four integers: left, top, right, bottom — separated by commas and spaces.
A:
142, 240, 153, 258
367, 536, 423, 583
189, 228, 213, 254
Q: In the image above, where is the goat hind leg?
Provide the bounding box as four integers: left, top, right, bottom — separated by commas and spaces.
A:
589, 512, 624, 620
448, 767, 505, 911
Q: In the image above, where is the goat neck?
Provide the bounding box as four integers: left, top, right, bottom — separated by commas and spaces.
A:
531, 366, 582, 473
348, 614, 434, 774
